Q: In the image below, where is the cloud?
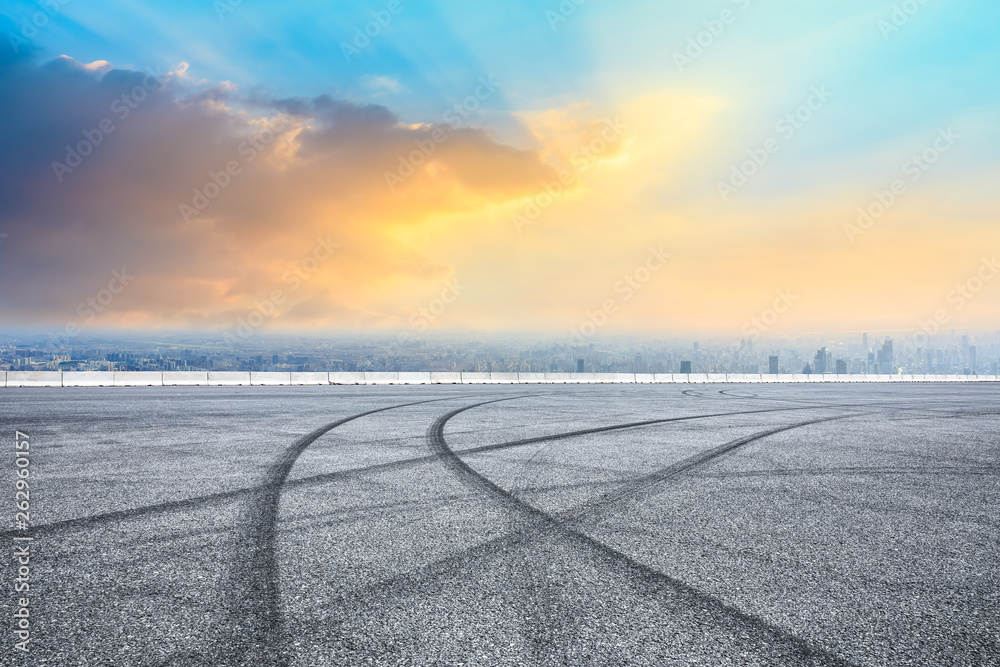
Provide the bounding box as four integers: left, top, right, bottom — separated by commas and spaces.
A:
361, 75, 402, 94
0, 53, 558, 332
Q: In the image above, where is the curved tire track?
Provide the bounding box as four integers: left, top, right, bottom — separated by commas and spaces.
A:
173, 395, 493, 667
427, 402, 856, 666
7, 405, 845, 540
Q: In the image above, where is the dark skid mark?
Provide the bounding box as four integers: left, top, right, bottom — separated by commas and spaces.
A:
426, 402, 856, 666
8, 404, 838, 540
169, 395, 490, 667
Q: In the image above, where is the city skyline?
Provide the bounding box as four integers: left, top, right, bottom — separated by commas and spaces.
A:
1, 327, 994, 376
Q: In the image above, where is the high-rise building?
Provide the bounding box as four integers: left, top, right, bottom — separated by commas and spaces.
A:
970, 346, 977, 373
680, 360, 692, 374
768, 356, 779, 374
836, 359, 847, 375
877, 338, 894, 373
863, 332, 869, 352
813, 347, 827, 374
576, 358, 585, 373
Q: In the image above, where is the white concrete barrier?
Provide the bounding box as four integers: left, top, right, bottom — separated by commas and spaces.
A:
114, 372, 162, 387
290, 372, 329, 385
5, 370, 999, 388
430, 372, 462, 384
7, 371, 62, 387
63, 372, 115, 387
208, 372, 251, 386
163, 371, 209, 386
364, 372, 398, 385
398, 372, 432, 385
329, 372, 365, 384
251, 372, 290, 386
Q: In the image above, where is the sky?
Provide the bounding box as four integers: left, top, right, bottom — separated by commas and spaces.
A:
0, 0, 998, 341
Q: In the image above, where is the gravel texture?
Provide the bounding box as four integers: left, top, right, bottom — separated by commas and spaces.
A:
1, 384, 997, 665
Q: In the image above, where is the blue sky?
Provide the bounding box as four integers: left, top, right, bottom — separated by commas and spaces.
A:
1, 1, 998, 334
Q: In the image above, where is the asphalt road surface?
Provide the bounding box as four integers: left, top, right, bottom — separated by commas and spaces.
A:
2, 384, 998, 666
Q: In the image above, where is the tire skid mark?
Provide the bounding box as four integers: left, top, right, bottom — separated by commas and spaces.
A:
719, 389, 759, 399
427, 403, 857, 666
8, 404, 842, 540
169, 394, 499, 667
562, 416, 850, 522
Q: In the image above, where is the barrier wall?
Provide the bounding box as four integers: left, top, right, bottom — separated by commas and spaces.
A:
163, 372, 209, 386
2, 371, 997, 387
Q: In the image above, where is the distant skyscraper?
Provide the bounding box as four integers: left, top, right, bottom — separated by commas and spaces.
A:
768, 356, 779, 374
680, 360, 692, 374
970, 346, 977, 373
693, 342, 699, 352
813, 347, 827, 374
876, 338, 894, 373
863, 332, 869, 351
576, 358, 585, 373
836, 359, 847, 374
